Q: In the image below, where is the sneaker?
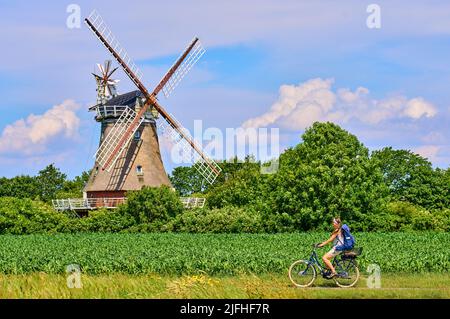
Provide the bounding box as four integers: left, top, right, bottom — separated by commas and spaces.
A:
326, 272, 337, 279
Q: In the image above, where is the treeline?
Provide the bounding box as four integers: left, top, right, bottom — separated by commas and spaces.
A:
0, 122, 449, 234
0, 165, 89, 202
171, 122, 450, 232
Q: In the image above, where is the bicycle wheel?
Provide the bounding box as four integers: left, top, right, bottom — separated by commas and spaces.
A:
334, 258, 360, 288
288, 260, 317, 287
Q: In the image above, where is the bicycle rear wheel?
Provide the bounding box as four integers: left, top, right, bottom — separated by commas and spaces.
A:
288, 260, 317, 288
334, 258, 360, 288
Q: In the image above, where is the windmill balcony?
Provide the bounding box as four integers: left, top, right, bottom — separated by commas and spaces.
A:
52, 197, 206, 212
93, 105, 130, 120
52, 198, 127, 211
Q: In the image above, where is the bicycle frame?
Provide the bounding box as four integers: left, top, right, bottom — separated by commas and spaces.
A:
306, 247, 351, 276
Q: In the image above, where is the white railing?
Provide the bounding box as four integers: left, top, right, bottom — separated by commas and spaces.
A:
95, 105, 129, 118
180, 197, 206, 209
52, 198, 126, 211
52, 197, 206, 211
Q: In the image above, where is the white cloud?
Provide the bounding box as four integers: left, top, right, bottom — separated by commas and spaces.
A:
242, 78, 438, 130
0, 100, 81, 155
413, 145, 441, 162
403, 98, 437, 119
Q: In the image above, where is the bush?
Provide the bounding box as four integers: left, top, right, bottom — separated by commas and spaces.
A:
117, 186, 184, 225
81, 209, 135, 233
170, 207, 263, 233
366, 201, 449, 231
0, 197, 68, 234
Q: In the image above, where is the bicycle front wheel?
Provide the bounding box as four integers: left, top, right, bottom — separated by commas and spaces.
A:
288, 260, 317, 288
334, 258, 360, 288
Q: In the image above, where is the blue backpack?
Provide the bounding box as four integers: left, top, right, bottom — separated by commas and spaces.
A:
336, 224, 355, 251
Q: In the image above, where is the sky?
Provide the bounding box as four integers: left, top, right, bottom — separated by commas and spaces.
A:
0, 0, 449, 179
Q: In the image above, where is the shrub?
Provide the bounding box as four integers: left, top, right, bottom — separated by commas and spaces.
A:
118, 186, 184, 225
170, 207, 263, 233
365, 201, 449, 231
83, 209, 135, 232
0, 197, 68, 234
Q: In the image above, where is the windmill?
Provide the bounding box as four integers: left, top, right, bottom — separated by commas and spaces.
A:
92, 60, 120, 104
82, 10, 221, 206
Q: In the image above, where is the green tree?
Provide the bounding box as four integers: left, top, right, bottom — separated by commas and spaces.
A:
206, 159, 267, 209
56, 171, 90, 199
118, 186, 184, 225
169, 166, 204, 196
0, 175, 40, 199
371, 147, 449, 209
36, 164, 67, 202
270, 122, 388, 230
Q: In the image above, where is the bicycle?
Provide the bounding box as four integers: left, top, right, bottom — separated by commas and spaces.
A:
288, 244, 362, 288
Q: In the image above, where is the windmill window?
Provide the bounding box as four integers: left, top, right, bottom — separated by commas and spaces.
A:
136, 165, 143, 175
134, 131, 141, 141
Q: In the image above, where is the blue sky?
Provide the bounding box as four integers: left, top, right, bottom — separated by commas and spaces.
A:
0, 0, 449, 179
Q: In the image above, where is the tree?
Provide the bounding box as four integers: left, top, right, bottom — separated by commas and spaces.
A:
206, 159, 267, 209
371, 147, 449, 209
170, 156, 261, 196
36, 164, 67, 202
0, 175, 40, 199
56, 171, 91, 199
119, 186, 184, 225
169, 166, 204, 196
270, 122, 388, 230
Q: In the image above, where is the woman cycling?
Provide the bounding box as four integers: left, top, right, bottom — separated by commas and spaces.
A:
317, 217, 344, 278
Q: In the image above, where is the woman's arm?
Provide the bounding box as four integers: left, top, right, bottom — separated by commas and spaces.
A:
318, 231, 338, 247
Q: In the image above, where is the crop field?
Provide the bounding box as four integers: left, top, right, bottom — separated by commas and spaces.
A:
0, 232, 449, 275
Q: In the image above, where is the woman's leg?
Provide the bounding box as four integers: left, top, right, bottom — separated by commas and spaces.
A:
322, 251, 337, 274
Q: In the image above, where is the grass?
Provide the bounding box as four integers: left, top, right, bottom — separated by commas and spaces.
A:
0, 273, 448, 299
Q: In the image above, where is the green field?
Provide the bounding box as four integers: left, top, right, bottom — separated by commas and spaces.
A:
0, 232, 449, 299
0, 232, 449, 274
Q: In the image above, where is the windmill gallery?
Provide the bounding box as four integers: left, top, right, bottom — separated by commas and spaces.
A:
52, 10, 221, 213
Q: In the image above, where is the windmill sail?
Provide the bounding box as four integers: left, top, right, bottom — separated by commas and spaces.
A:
85, 10, 221, 183
153, 37, 206, 98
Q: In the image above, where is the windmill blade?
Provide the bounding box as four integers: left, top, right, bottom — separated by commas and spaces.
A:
97, 63, 105, 75
85, 10, 220, 183
157, 114, 222, 184
107, 66, 119, 78
104, 60, 111, 75
92, 73, 102, 81
85, 11, 145, 93
104, 85, 111, 97
107, 79, 120, 85
95, 107, 144, 171
152, 37, 206, 98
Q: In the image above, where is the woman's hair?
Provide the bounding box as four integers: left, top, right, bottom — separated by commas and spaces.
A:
332, 217, 341, 225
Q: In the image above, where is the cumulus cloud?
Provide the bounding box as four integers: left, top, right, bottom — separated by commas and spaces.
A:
0, 100, 81, 155
413, 145, 441, 162
403, 98, 437, 119
242, 78, 438, 130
